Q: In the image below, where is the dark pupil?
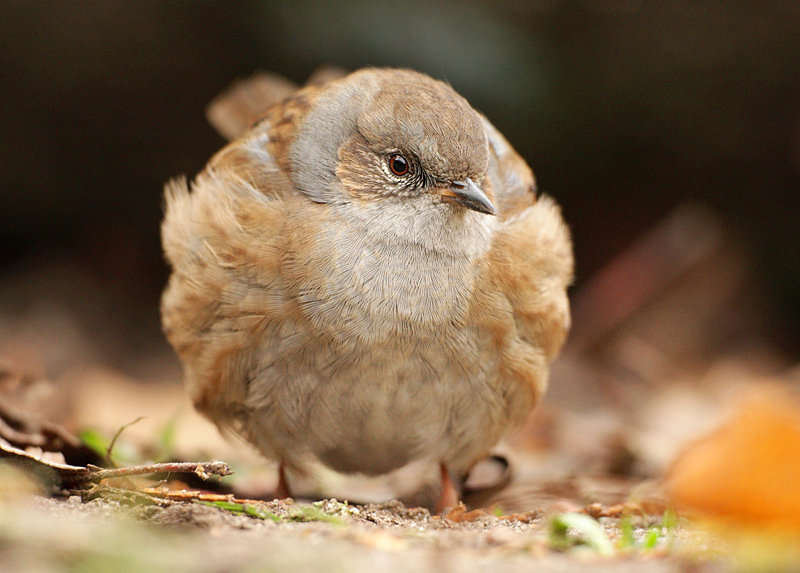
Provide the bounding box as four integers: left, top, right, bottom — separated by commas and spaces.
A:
389, 154, 408, 175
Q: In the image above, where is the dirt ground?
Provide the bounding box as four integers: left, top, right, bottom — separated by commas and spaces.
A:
0, 491, 722, 573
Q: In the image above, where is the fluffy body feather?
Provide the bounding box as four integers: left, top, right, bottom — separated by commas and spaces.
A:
161, 69, 573, 485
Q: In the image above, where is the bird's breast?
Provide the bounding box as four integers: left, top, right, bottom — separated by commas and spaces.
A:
283, 207, 491, 347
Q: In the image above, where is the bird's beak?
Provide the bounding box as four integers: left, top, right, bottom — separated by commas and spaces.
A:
439, 178, 497, 216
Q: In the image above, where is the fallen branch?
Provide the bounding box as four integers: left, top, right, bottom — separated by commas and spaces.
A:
0, 439, 232, 489
83, 460, 233, 482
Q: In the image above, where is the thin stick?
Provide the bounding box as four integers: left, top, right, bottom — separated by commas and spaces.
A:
106, 416, 146, 466
0, 440, 232, 488
84, 461, 233, 482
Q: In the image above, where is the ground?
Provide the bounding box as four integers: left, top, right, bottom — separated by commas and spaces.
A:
1, 491, 720, 573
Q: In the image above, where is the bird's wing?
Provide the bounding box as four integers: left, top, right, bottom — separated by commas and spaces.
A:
480, 115, 538, 221
206, 66, 349, 141
475, 118, 574, 410
206, 71, 300, 141
204, 82, 325, 199
160, 88, 324, 433
478, 193, 573, 415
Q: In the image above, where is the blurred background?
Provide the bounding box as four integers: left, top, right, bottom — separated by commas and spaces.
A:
1, 1, 800, 504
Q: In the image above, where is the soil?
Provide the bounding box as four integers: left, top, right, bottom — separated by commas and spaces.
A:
0, 490, 721, 573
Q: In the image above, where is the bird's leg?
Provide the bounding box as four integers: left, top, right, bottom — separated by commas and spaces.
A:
274, 462, 292, 500
435, 462, 461, 514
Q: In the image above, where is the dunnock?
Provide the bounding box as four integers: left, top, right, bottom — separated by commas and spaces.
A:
161, 68, 573, 511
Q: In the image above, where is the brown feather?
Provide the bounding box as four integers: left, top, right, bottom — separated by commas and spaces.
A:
161, 68, 573, 491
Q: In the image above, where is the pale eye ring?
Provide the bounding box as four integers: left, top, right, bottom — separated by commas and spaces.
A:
387, 153, 410, 176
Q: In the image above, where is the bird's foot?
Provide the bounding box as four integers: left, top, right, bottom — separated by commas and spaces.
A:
435, 462, 461, 515
274, 462, 292, 500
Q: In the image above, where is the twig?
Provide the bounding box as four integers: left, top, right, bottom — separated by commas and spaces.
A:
0, 440, 232, 489
84, 461, 233, 482
106, 416, 146, 466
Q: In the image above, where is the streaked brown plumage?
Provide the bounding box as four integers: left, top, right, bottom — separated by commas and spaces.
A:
161, 68, 573, 510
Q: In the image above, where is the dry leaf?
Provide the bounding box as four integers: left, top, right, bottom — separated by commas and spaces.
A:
667, 384, 800, 529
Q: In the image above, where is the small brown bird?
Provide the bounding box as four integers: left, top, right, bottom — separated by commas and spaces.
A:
161, 68, 573, 511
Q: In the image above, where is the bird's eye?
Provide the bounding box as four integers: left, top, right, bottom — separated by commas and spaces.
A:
387, 153, 410, 176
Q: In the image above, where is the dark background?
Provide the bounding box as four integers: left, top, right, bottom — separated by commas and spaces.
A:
1, 0, 799, 373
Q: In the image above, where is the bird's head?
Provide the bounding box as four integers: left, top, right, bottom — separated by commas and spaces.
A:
289, 68, 497, 216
